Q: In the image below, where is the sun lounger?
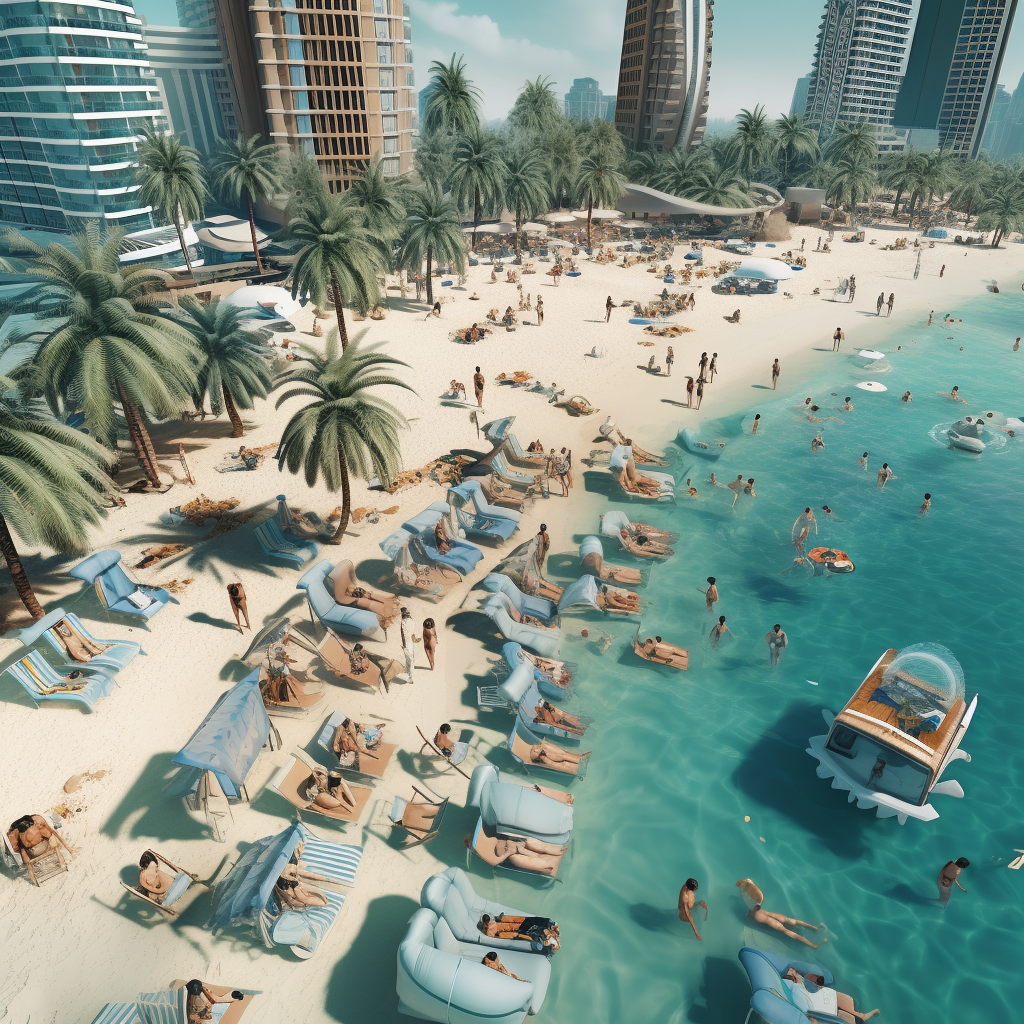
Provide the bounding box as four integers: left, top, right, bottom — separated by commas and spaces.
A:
506, 720, 590, 781
5, 650, 115, 711
516, 682, 588, 743
402, 503, 484, 574
276, 495, 335, 542
317, 629, 402, 694
416, 725, 470, 774
297, 560, 385, 640
329, 559, 399, 629
502, 434, 547, 467
499, 643, 575, 695
483, 594, 562, 658
489, 452, 539, 489
255, 519, 319, 568
90, 983, 255, 1024
600, 510, 675, 559
8, 607, 142, 673
268, 752, 372, 825
68, 549, 172, 621
388, 785, 449, 844
469, 818, 563, 883
481, 574, 556, 621
3, 814, 70, 885
633, 634, 689, 670
316, 709, 397, 780
578, 537, 647, 586
457, 478, 523, 522
557, 575, 640, 617
257, 662, 326, 718
119, 849, 202, 917
447, 485, 518, 542
467, 763, 574, 844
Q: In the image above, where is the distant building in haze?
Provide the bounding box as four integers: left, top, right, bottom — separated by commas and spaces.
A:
982, 83, 1011, 153
176, 0, 216, 29
790, 74, 812, 117
992, 70, 1024, 158
614, 0, 714, 152
213, 0, 415, 193
564, 78, 615, 122
893, 0, 1017, 157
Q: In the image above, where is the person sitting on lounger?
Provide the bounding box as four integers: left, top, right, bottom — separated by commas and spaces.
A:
433, 722, 457, 757
621, 528, 670, 556
342, 584, 395, 621
521, 651, 570, 687
641, 636, 682, 664
448, 380, 467, 400
7, 814, 68, 866
481, 836, 567, 876
185, 980, 243, 1024
333, 717, 384, 760
137, 850, 174, 901
533, 701, 585, 736
434, 517, 451, 554
782, 969, 880, 1022
599, 585, 639, 612
483, 951, 524, 980
501, 601, 550, 629
480, 914, 560, 950
304, 766, 358, 813
347, 643, 372, 677
275, 875, 328, 909
53, 619, 110, 663
620, 457, 661, 497
526, 739, 589, 769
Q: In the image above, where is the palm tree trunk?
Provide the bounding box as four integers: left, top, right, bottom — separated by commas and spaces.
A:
0, 512, 44, 619
222, 382, 243, 437
117, 383, 161, 488
515, 203, 522, 261
892, 188, 904, 218
329, 446, 351, 543
587, 190, 594, 251
247, 191, 264, 276
472, 186, 481, 250
964, 199, 974, 226
425, 246, 434, 305
173, 210, 194, 276
330, 275, 349, 351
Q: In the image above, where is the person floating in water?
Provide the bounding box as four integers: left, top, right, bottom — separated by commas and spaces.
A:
678, 878, 707, 941
902, 390, 912, 402
793, 508, 817, 551
735, 879, 823, 949
811, 432, 825, 452
948, 385, 967, 404
859, 451, 869, 470
920, 493, 932, 514
705, 577, 718, 611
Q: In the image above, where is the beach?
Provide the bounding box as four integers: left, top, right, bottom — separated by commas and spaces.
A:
2, 228, 1022, 1024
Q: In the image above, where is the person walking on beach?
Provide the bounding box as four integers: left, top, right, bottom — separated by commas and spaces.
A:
752, 413, 761, 434
666, 346, 674, 375
536, 296, 544, 324
940, 264, 945, 278
849, 279, 856, 302
887, 292, 895, 316
710, 615, 730, 648
708, 352, 717, 382
695, 378, 704, 409
765, 624, 788, 666
832, 327, 844, 351
678, 878, 707, 941
686, 376, 694, 407
420, 617, 438, 670
698, 351, 708, 378
473, 366, 485, 407
876, 292, 884, 316
227, 583, 249, 632
560, 447, 573, 489
605, 295, 613, 322
705, 577, 718, 611
771, 359, 780, 389
537, 524, 550, 570
801, 238, 805, 251
937, 857, 969, 908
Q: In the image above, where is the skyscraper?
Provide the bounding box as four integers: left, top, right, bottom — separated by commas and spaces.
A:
981, 82, 1010, 152
564, 78, 614, 122
992, 70, 1024, 158
614, 0, 714, 152
892, 0, 1016, 157
0, 0, 166, 232
804, 0, 918, 140
790, 74, 812, 118
214, 0, 415, 192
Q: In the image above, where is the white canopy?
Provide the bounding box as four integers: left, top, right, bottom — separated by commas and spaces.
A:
731, 256, 798, 281
544, 212, 576, 224
572, 209, 620, 221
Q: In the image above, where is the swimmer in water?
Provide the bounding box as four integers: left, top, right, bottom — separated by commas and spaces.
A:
765, 624, 788, 666
793, 508, 817, 551
744, 478, 756, 497
710, 615, 730, 648
705, 577, 718, 611
751, 413, 761, 434
877, 463, 895, 489
685, 478, 698, 498
949, 386, 967, 404
735, 879, 823, 949
902, 391, 912, 402
727, 474, 745, 507
1014, 337, 1020, 351
859, 452, 869, 470
920, 492, 931, 514
811, 432, 825, 452
842, 396, 853, 411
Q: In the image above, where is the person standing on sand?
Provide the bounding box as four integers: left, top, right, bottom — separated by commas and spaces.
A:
708, 353, 717, 382
937, 857, 969, 908
473, 366, 485, 407
771, 359, 780, 389
765, 624, 788, 666
420, 617, 438, 670
227, 583, 249, 632
686, 376, 694, 407
537, 524, 550, 570
940, 264, 945, 278
876, 292, 884, 316
752, 413, 761, 434
536, 296, 544, 324
698, 351, 708, 378
400, 607, 415, 679
849, 279, 856, 302
666, 346, 674, 375
833, 327, 844, 351
605, 295, 613, 322
695, 378, 704, 409
887, 292, 895, 316
705, 577, 718, 611
678, 878, 707, 941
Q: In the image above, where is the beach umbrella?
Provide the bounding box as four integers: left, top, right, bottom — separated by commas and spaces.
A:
543, 212, 576, 224
547, 239, 575, 248
571, 209, 620, 221
522, 221, 548, 234
475, 221, 516, 235
241, 616, 293, 664
618, 219, 648, 229
483, 416, 515, 442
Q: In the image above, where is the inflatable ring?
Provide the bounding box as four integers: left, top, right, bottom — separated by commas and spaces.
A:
808, 547, 855, 573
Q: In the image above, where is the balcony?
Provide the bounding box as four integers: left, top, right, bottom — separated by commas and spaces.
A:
0, 15, 137, 33
55, 45, 144, 61
0, 98, 161, 115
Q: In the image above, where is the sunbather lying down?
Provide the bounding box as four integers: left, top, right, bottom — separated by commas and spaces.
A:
620, 458, 661, 497
782, 969, 880, 1024
185, 980, 244, 1024
597, 585, 639, 613
474, 833, 567, 876
533, 700, 585, 735
527, 739, 589, 770
304, 766, 358, 813
621, 528, 672, 555
275, 875, 328, 909
521, 650, 571, 688
503, 601, 554, 630
333, 717, 385, 759
479, 913, 560, 950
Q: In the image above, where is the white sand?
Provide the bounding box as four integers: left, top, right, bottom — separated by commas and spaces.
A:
1, 227, 1021, 1023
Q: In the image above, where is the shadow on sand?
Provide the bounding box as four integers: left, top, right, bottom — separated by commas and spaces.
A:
101, 752, 208, 842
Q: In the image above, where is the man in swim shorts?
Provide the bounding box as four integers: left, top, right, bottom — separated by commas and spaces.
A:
705, 577, 718, 611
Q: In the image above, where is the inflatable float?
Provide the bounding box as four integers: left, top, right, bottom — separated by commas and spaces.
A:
678, 428, 726, 459
807, 547, 855, 573
948, 416, 986, 453
856, 381, 887, 392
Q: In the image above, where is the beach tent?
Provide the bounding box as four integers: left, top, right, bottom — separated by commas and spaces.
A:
170, 670, 273, 802
731, 257, 798, 281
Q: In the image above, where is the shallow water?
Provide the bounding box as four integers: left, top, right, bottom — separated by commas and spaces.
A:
479, 295, 1024, 1023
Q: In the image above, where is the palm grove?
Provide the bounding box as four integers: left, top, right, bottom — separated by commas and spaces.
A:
2, 59, 1024, 618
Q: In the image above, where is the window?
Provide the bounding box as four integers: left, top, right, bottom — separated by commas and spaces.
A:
373, 0, 387, 11
382, 135, 397, 153
374, 18, 389, 38
380, 91, 394, 110
382, 114, 396, 132
382, 157, 400, 175
376, 43, 392, 64
379, 68, 393, 87
287, 40, 303, 60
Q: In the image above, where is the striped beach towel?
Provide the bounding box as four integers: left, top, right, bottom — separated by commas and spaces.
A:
299, 831, 362, 887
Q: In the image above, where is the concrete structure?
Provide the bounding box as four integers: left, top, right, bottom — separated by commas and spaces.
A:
618, 182, 772, 220
142, 23, 237, 154
804, 0, 917, 140
564, 78, 614, 122
783, 186, 827, 223
177, 0, 216, 28
214, 0, 415, 192
790, 74, 812, 117
0, 0, 166, 231
614, 0, 714, 152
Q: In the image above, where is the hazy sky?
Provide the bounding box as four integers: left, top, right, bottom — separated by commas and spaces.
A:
131, 0, 1024, 122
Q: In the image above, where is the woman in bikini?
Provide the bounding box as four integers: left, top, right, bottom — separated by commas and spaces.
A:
533, 701, 585, 736
304, 766, 358, 813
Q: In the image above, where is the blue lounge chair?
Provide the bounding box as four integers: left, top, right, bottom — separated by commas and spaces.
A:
739, 946, 849, 1024
507, 719, 589, 781
455, 478, 522, 523
68, 550, 172, 621
5, 651, 115, 711
402, 503, 484, 575
90, 985, 254, 1024
490, 452, 538, 489
255, 519, 319, 568
499, 642, 575, 697
609, 445, 675, 501
467, 763, 573, 844
503, 434, 547, 468
516, 681, 586, 742
296, 560, 384, 640
482, 595, 562, 657
7, 607, 142, 673
397, 908, 551, 1024
481, 574, 556, 621
447, 485, 518, 542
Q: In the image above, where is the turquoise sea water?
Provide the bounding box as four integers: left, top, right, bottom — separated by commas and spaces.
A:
480, 294, 1024, 1024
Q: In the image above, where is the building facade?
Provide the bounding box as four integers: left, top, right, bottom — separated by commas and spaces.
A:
0, 0, 166, 231
990, 69, 1024, 158
981, 81, 1010, 152
804, 0, 917, 140
614, 0, 714, 152
213, 0, 414, 192
142, 22, 237, 154
790, 74, 812, 117
564, 77, 614, 122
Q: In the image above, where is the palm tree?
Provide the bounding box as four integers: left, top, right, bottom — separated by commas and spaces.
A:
279, 195, 385, 350
543, 119, 580, 208
212, 134, 280, 275
11, 223, 198, 488
174, 296, 273, 437
773, 114, 819, 180
976, 185, 1024, 247
1, 379, 115, 618
422, 54, 480, 135
880, 150, 923, 218
730, 105, 776, 178
507, 76, 560, 136
828, 154, 877, 218
627, 149, 660, 186
573, 151, 627, 249
649, 148, 710, 198
450, 126, 506, 249
343, 157, 408, 274
134, 129, 207, 274
577, 119, 627, 167
690, 160, 751, 207
275, 337, 413, 542
413, 128, 457, 190
399, 183, 466, 305
824, 121, 877, 165
946, 157, 992, 225
280, 150, 330, 221
502, 146, 550, 259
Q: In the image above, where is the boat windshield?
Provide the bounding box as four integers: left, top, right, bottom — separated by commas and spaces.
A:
825, 725, 930, 804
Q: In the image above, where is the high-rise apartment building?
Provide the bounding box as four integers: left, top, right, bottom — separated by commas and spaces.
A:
0, 0, 165, 231
614, 0, 714, 152
991, 69, 1024, 158
790, 74, 812, 117
564, 78, 614, 122
214, 0, 414, 192
143, 22, 237, 154
981, 82, 1010, 151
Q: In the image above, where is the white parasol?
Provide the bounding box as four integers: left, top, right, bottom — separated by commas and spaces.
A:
571, 209, 621, 221
543, 212, 576, 224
